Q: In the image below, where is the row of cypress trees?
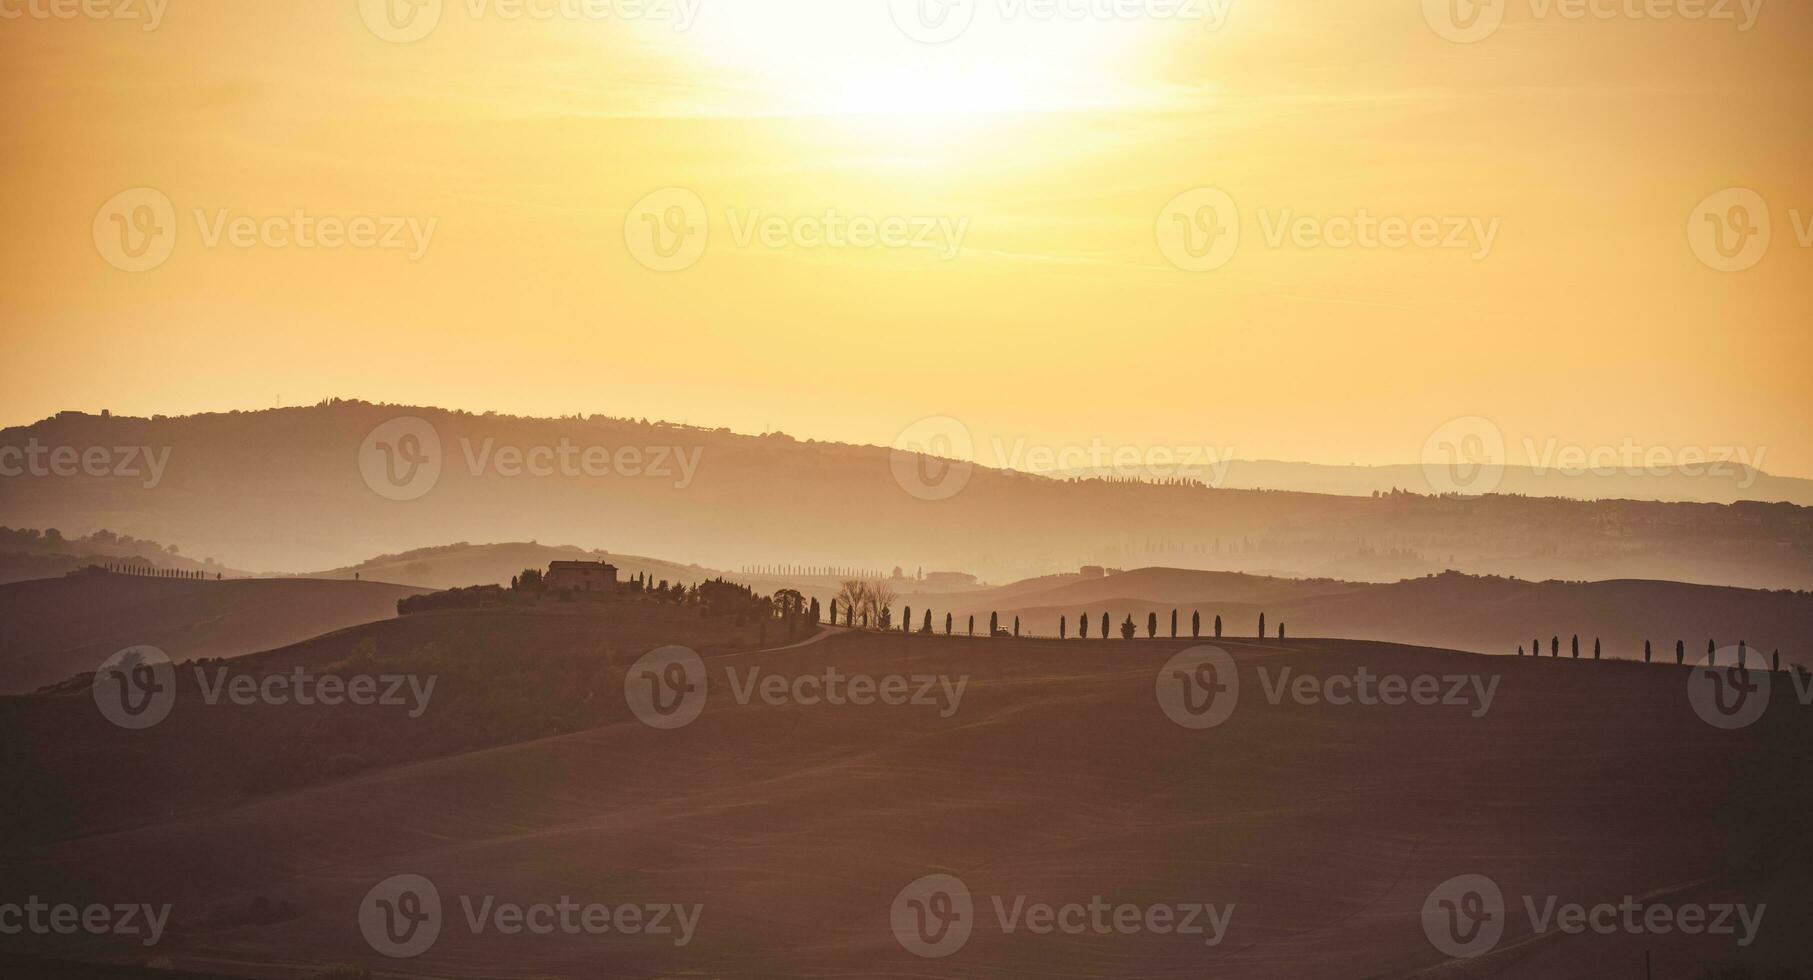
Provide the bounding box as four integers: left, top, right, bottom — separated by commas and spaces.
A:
1515, 636, 1787, 672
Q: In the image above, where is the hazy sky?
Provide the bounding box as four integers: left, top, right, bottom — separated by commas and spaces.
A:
2, 0, 1809, 476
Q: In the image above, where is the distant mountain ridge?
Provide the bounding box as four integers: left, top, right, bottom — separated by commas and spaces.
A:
2, 401, 1809, 590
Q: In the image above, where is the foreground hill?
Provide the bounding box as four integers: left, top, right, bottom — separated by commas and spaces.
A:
2, 615, 1810, 977
0, 572, 426, 695
3, 402, 1810, 589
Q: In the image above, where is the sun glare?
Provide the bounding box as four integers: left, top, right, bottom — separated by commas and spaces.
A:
677, 1, 1159, 127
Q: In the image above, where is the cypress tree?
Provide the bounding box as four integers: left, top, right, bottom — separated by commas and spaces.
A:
1259, 613, 1266, 639
1644, 640, 1651, 663
1102, 612, 1109, 638
1676, 640, 1685, 665
1147, 612, 1158, 639
923, 609, 932, 633
1279, 622, 1286, 642
946, 612, 953, 635
1061, 615, 1068, 640
1214, 615, 1222, 638
1013, 616, 1020, 638
1080, 613, 1089, 639
904, 606, 912, 633
990, 612, 998, 636
968, 615, 975, 636
1192, 611, 1201, 638
1571, 635, 1580, 659
1170, 609, 1178, 638
1593, 638, 1601, 660
1708, 639, 1716, 666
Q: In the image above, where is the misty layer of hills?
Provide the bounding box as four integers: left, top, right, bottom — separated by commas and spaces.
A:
2, 401, 1810, 590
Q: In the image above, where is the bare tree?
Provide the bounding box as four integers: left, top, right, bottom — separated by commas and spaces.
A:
867, 581, 898, 630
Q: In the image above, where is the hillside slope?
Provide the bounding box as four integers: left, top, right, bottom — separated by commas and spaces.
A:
0, 572, 425, 694
3, 403, 1810, 589
1, 630, 1808, 977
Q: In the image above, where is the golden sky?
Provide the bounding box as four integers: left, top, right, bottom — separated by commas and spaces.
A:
2, 0, 1809, 476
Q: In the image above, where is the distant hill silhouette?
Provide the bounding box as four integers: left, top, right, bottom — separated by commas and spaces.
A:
3, 401, 1809, 590
926, 567, 1813, 669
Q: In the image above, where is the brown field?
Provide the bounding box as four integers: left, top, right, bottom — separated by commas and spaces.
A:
0, 573, 427, 696
4, 609, 1811, 978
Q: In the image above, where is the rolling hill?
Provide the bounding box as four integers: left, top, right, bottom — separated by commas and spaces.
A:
918, 568, 1813, 670
3, 402, 1810, 590
2, 615, 1809, 977
0, 572, 427, 695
